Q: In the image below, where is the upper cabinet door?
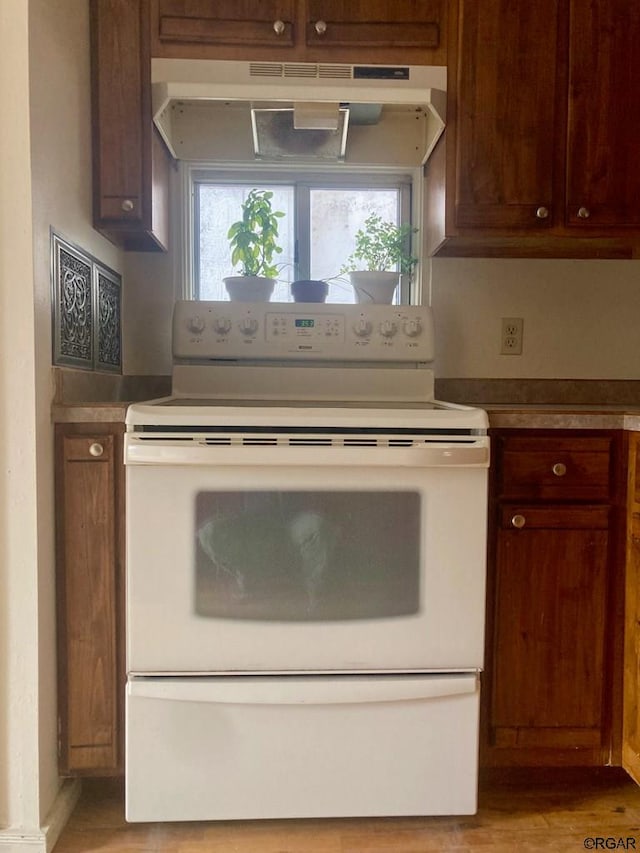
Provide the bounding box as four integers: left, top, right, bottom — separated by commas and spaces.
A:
452, 0, 562, 231
304, 0, 446, 64
152, 0, 297, 57
566, 0, 640, 229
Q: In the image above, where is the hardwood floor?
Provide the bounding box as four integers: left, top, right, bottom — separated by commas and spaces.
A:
53, 768, 640, 852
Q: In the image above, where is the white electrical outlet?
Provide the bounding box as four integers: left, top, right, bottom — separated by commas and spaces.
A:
501, 317, 524, 355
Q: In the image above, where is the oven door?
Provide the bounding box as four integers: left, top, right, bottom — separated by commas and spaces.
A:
125, 436, 489, 674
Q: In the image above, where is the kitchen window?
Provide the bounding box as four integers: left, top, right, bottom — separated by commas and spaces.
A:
183, 167, 418, 304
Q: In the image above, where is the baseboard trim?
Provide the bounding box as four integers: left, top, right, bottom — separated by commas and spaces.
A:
0, 779, 81, 853
42, 779, 81, 852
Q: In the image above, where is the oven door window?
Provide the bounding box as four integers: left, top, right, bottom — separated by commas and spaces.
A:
195, 491, 420, 621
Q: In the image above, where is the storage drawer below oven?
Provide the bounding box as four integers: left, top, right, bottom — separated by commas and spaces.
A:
125, 673, 480, 822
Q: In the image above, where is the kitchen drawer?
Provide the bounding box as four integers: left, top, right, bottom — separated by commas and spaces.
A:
498, 436, 612, 501
498, 504, 610, 531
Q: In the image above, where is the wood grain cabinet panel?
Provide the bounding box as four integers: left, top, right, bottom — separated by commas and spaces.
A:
56, 423, 125, 775
623, 433, 640, 786
304, 1, 444, 61
428, 0, 640, 258
153, 1, 296, 51
150, 0, 446, 64
452, 0, 560, 232
566, 0, 640, 230
492, 506, 609, 750
482, 430, 626, 767
498, 436, 613, 502
91, 0, 171, 251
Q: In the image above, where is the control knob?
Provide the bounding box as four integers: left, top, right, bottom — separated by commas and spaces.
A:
239, 317, 259, 337
213, 316, 232, 335
379, 320, 397, 338
187, 315, 206, 335
403, 318, 422, 338
353, 318, 373, 338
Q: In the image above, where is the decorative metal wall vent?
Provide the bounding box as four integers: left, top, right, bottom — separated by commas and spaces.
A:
51, 230, 121, 373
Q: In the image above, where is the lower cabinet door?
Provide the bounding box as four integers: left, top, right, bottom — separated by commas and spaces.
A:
55, 423, 124, 775
487, 504, 611, 761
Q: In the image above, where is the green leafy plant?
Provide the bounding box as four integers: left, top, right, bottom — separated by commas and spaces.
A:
340, 213, 418, 275
227, 189, 285, 278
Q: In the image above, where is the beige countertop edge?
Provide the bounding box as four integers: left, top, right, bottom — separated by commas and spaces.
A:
52, 403, 640, 431
484, 406, 640, 431
51, 403, 130, 423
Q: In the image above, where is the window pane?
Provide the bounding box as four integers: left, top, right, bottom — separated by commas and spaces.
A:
310, 189, 400, 304
197, 184, 295, 301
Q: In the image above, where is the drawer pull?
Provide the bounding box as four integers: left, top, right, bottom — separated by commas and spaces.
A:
314, 19, 327, 35
89, 442, 104, 458
552, 462, 567, 477
511, 514, 526, 529
273, 19, 285, 35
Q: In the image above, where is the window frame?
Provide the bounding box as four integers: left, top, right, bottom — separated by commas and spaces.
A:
179, 161, 424, 305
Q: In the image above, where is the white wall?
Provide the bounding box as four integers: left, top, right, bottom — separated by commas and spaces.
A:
430, 258, 640, 379
123, 243, 640, 383
0, 0, 40, 837
28, 0, 123, 828
1, 0, 124, 845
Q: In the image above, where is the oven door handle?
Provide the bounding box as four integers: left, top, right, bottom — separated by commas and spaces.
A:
128, 674, 479, 705
125, 440, 490, 468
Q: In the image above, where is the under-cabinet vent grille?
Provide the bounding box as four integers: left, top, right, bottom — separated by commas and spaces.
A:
249, 62, 353, 80
248, 62, 285, 77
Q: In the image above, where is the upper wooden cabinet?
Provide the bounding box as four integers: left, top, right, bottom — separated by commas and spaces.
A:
565, 1, 640, 230
150, 0, 447, 65
427, 0, 640, 258
452, 0, 561, 233
91, 0, 171, 251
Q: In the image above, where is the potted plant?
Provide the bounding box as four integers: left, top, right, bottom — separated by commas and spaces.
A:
340, 213, 418, 304
223, 189, 285, 302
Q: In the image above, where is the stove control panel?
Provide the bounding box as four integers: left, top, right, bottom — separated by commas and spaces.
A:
173, 301, 434, 362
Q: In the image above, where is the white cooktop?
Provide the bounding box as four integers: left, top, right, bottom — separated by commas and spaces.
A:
126, 301, 488, 433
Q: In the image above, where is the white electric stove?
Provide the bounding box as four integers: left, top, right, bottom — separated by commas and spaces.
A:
124, 301, 489, 822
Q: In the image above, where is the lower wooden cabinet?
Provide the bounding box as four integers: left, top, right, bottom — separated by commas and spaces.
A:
55, 422, 125, 775
481, 430, 627, 767
623, 433, 640, 784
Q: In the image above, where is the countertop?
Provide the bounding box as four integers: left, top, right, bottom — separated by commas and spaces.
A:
481, 404, 640, 431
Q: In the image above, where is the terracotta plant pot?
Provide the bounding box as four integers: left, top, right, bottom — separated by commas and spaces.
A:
291, 280, 328, 303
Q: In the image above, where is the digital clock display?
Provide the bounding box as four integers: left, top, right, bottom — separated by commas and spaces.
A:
295, 319, 315, 328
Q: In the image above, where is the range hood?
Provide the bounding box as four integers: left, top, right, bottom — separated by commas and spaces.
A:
151, 59, 446, 165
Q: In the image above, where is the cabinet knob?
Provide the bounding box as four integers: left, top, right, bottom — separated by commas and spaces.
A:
314, 19, 327, 35
121, 199, 134, 212
552, 462, 567, 477
273, 19, 285, 35
535, 206, 549, 220
89, 442, 104, 458
511, 514, 526, 529
577, 206, 591, 219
